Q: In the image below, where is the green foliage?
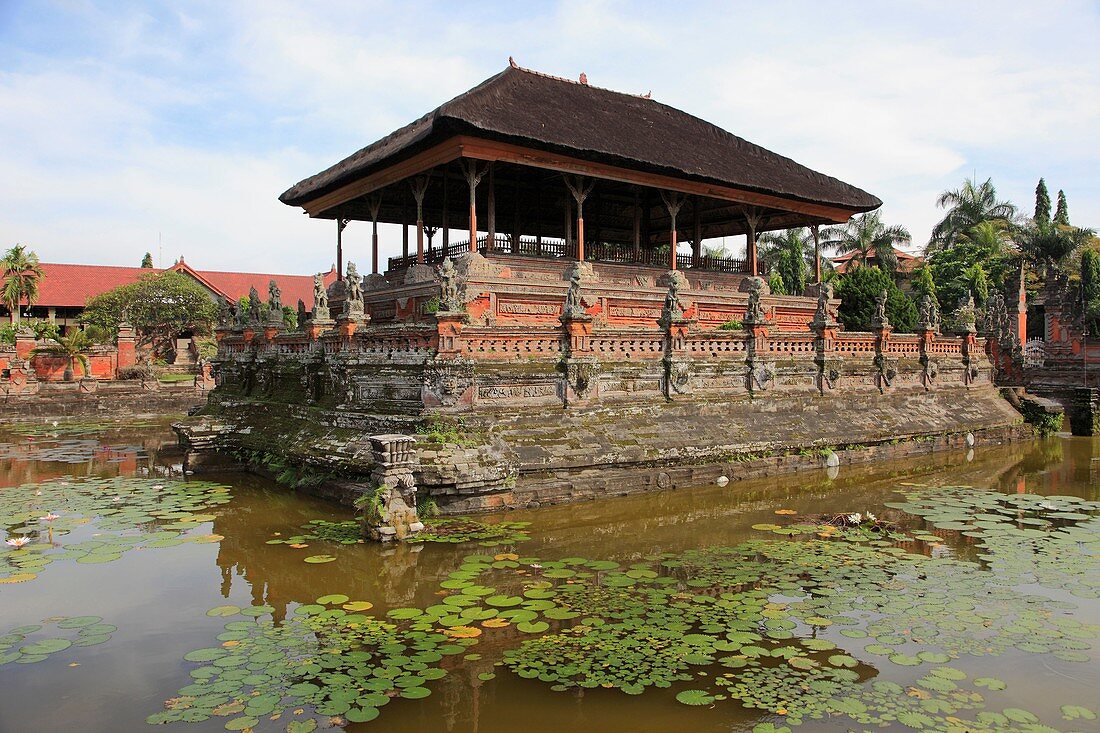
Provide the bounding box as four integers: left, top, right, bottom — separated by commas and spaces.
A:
281, 304, 297, 329
140, 252, 154, 268
1, 244, 44, 322
80, 271, 218, 357
966, 263, 990, 305
767, 270, 786, 295
759, 228, 811, 295
195, 336, 217, 360
417, 495, 441, 519
0, 318, 58, 345
927, 224, 1015, 313
1034, 178, 1051, 224
911, 267, 936, 299
416, 416, 478, 446
1082, 249, 1100, 327
1017, 399, 1064, 438
716, 319, 744, 331
1054, 190, 1069, 226
422, 296, 441, 314
833, 266, 917, 332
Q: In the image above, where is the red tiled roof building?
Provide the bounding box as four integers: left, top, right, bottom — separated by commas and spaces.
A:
4, 257, 338, 332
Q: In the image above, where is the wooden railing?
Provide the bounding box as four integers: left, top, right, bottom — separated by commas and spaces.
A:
387, 235, 751, 274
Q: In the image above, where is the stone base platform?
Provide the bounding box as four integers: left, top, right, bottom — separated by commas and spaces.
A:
177, 382, 1027, 514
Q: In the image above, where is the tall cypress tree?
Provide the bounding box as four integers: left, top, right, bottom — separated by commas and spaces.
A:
1054, 190, 1069, 226
1034, 178, 1051, 224
141, 252, 154, 268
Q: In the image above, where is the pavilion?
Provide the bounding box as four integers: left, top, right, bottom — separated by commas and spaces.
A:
280, 60, 880, 283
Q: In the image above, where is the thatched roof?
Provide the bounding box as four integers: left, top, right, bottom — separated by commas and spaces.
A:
280, 63, 881, 215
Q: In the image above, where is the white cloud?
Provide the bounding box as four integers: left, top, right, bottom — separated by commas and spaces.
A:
1, 0, 1098, 271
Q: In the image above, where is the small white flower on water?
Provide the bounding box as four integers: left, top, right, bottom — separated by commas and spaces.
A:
865, 512, 876, 522
5, 537, 31, 548
113, 496, 121, 502
40, 513, 60, 522
35, 490, 42, 496
530, 563, 543, 570
51, 420, 58, 427
847, 513, 863, 524
152, 485, 164, 490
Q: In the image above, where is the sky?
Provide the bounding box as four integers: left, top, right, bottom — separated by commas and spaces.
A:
1, 0, 1098, 275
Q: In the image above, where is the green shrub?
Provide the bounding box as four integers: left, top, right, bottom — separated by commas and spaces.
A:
833, 266, 918, 332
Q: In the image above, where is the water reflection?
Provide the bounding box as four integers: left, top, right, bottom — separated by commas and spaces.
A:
1, 421, 1097, 733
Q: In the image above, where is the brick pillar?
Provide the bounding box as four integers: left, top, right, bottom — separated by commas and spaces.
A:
14, 330, 35, 360
116, 321, 137, 371
435, 313, 467, 355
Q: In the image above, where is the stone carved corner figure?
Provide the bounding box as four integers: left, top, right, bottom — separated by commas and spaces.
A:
313, 273, 329, 315
811, 282, 836, 328
344, 262, 364, 316
956, 291, 979, 335
248, 287, 263, 323
438, 257, 462, 313
216, 296, 231, 327
871, 289, 890, 329
268, 279, 282, 312
743, 276, 769, 325
563, 263, 587, 319
296, 299, 308, 328
918, 293, 941, 333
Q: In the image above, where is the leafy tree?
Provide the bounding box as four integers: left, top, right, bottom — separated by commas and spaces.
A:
928, 177, 1017, 252
31, 331, 92, 381
141, 252, 154, 268
833, 266, 918, 333
821, 212, 910, 274
1082, 249, 1100, 327
1054, 190, 1069, 226
927, 222, 1016, 313
80, 271, 218, 357
912, 266, 937, 300
759, 228, 811, 295
1034, 178, 1051, 224
767, 270, 787, 296
1, 244, 44, 324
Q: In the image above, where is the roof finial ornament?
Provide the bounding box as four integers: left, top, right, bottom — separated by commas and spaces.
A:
508, 56, 518, 68
579, 72, 588, 85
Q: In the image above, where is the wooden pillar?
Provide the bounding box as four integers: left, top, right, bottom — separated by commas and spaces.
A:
692, 197, 702, 267
368, 195, 382, 275
486, 163, 496, 251
811, 224, 822, 284
411, 175, 430, 265
744, 207, 762, 277
535, 178, 543, 254
336, 219, 348, 279
632, 187, 642, 260
442, 171, 450, 253
661, 191, 685, 271
512, 178, 521, 254
564, 197, 572, 254
563, 175, 594, 263
642, 193, 652, 264
462, 160, 486, 254
402, 199, 409, 259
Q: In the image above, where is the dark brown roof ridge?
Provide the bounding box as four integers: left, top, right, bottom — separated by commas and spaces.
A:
280, 63, 882, 214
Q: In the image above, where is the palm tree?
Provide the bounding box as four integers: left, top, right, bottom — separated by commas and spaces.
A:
32, 331, 92, 382
928, 177, 1017, 253
821, 212, 911, 274
758, 228, 814, 294
1, 244, 44, 324
956, 220, 1015, 253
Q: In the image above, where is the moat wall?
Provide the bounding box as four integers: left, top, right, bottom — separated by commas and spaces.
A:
175, 254, 1028, 513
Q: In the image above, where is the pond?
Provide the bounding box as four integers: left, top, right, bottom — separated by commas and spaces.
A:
1, 419, 1098, 733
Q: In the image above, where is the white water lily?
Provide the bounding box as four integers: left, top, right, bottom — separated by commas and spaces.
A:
847, 513, 863, 524
40, 512, 60, 522
5, 537, 31, 548
865, 512, 877, 522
